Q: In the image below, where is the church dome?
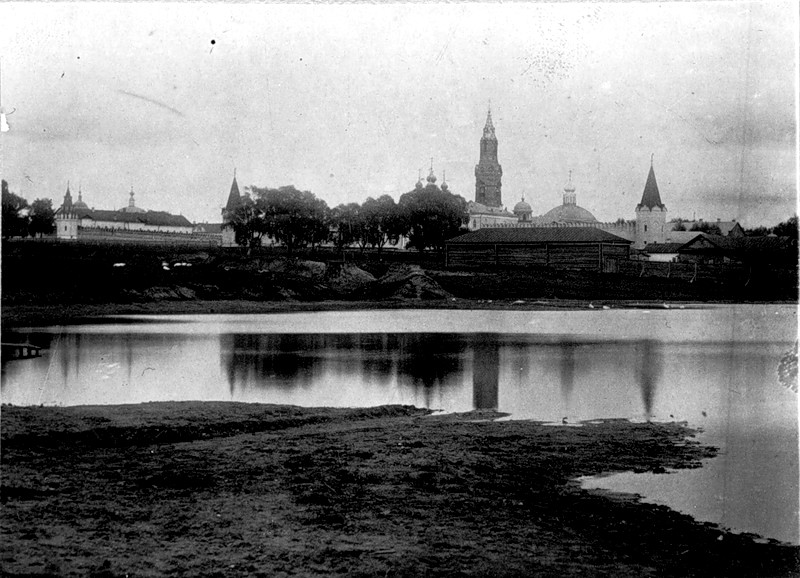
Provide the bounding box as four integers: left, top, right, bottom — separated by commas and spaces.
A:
513, 198, 532, 214
540, 203, 597, 224
73, 190, 88, 209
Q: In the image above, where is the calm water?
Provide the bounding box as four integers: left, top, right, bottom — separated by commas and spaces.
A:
2, 306, 797, 544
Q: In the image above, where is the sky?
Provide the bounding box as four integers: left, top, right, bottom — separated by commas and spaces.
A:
0, 1, 797, 228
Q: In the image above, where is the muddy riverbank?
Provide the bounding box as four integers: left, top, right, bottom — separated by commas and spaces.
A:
1, 297, 723, 330
2, 402, 798, 577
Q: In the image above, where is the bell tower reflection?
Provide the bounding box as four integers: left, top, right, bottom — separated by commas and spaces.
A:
636, 339, 663, 420
473, 338, 499, 410
559, 342, 576, 405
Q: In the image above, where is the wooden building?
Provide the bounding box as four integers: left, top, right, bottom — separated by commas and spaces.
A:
445, 227, 632, 272
677, 234, 797, 265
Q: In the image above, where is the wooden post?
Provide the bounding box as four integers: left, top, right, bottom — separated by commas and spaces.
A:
494, 244, 499, 267
598, 242, 603, 272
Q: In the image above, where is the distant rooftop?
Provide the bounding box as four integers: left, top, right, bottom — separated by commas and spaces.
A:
447, 227, 632, 245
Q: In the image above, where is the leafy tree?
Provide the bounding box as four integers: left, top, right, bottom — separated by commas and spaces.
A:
671, 218, 687, 231
772, 215, 798, 240
362, 195, 402, 253
2, 180, 29, 239
251, 185, 329, 255
29, 198, 56, 237
398, 183, 467, 253
225, 193, 265, 249
330, 203, 363, 252
306, 197, 332, 250
745, 225, 771, 237
689, 221, 722, 236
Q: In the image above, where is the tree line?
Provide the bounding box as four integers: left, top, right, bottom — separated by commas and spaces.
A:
670, 215, 798, 239
225, 182, 468, 253
2, 180, 56, 239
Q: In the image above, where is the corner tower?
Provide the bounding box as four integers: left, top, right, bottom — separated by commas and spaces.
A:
56, 182, 78, 240
475, 107, 503, 208
221, 170, 242, 247
634, 156, 667, 249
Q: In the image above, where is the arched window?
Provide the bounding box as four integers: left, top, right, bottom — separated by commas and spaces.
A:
644, 224, 648, 232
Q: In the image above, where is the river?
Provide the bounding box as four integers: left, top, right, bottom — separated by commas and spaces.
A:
2, 305, 797, 544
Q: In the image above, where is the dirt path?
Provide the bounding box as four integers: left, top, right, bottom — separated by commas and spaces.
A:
2, 403, 798, 577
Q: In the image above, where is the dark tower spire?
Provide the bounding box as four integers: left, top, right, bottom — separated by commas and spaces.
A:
637, 155, 665, 210
224, 170, 242, 215
475, 106, 503, 207
62, 181, 73, 212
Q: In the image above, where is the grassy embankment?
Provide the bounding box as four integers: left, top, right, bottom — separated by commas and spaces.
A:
2, 403, 798, 577
2, 240, 796, 328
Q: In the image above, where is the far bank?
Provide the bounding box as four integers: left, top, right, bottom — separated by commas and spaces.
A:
2, 241, 797, 330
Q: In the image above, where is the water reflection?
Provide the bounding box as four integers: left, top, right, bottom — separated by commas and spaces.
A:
559, 343, 576, 404
636, 340, 663, 420
220, 333, 469, 406
472, 338, 499, 410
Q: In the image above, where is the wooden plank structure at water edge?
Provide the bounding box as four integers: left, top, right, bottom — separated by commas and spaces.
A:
1, 343, 43, 360
445, 227, 632, 272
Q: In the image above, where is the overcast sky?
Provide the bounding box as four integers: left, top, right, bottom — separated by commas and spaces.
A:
1, 1, 796, 227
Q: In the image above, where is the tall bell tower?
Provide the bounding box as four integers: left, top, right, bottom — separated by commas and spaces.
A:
474, 106, 503, 208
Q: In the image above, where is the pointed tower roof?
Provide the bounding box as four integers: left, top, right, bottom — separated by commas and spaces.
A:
224, 170, 241, 213
482, 106, 496, 140
62, 181, 74, 211
638, 156, 665, 210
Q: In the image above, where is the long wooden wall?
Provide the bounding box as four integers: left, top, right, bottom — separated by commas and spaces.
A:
446, 242, 630, 272
73, 227, 222, 247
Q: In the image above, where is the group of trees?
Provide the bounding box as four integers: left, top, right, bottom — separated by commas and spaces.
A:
2, 180, 56, 239
226, 182, 468, 253
671, 215, 799, 240
744, 216, 798, 239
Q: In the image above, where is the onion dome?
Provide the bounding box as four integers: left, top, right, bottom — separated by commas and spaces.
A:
426, 167, 437, 184
441, 170, 449, 192
73, 186, 88, 209
415, 169, 423, 190
513, 197, 532, 214
120, 186, 145, 213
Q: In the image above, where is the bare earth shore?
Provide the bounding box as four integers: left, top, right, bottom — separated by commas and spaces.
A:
0, 298, 733, 330
2, 402, 798, 577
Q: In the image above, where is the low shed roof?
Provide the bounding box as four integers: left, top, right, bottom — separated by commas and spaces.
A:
642, 243, 684, 254
680, 234, 795, 253
70, 208, 193, 228
447, 227, 632, 245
